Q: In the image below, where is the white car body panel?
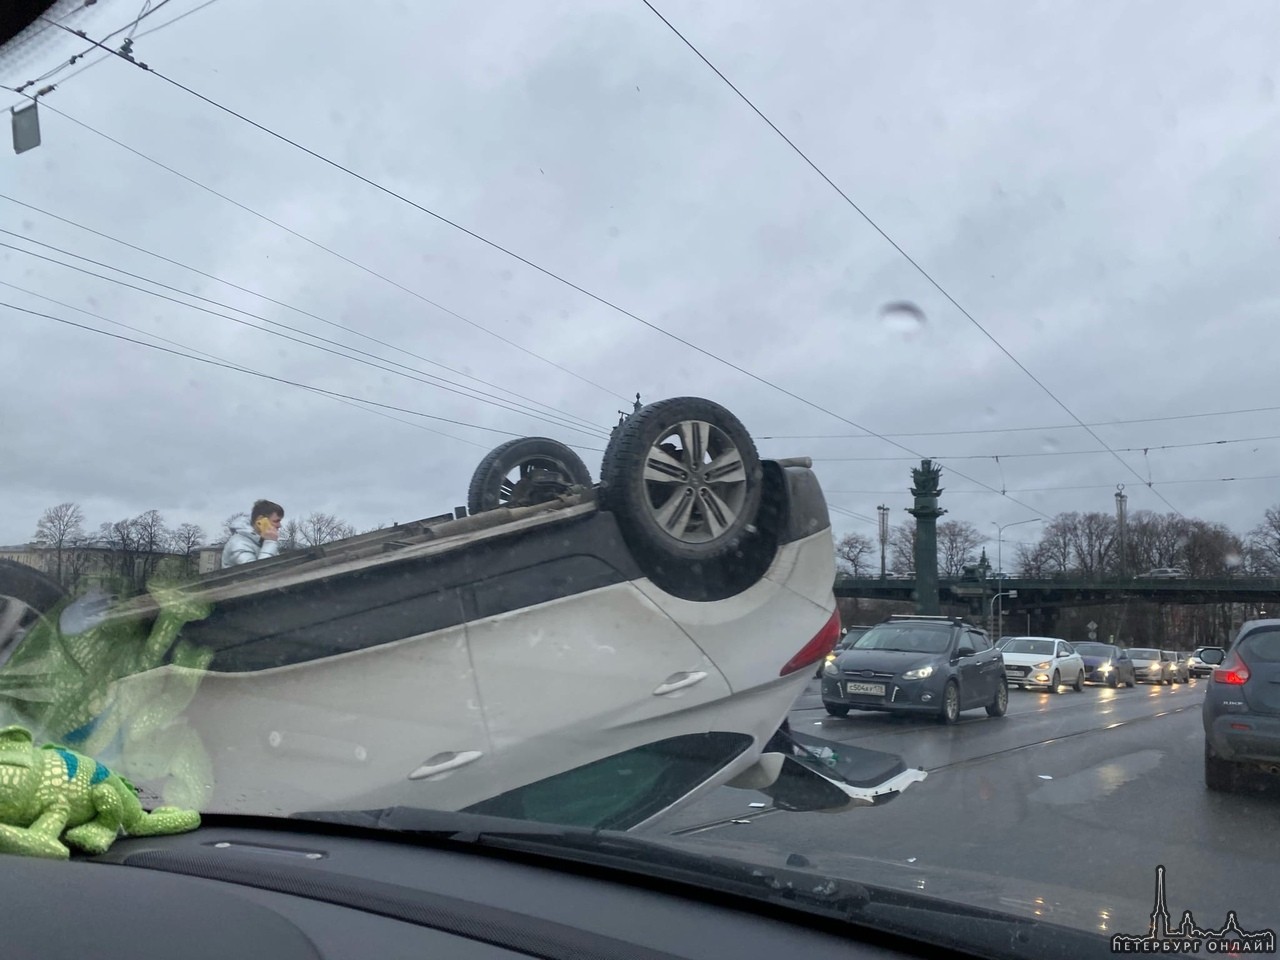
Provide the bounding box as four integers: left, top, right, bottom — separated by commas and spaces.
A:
98, 530, 834, 818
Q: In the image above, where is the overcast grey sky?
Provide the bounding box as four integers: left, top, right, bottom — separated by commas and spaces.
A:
2, 0, 1278, 552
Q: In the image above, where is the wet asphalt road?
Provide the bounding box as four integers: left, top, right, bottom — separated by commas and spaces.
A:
650, 675, 1280, 939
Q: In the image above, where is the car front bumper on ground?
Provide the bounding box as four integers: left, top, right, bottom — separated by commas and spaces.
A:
1135, 666, 1166, 683
1205, 714, 1280, 767
1083, 664, 1118, 684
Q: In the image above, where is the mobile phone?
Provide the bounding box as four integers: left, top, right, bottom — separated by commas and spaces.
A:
254, 517, 274, 536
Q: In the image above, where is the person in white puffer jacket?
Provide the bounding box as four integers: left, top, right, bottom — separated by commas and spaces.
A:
221, 499, 285, 568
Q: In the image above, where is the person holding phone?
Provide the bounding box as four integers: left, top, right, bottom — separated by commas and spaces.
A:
221, 499, 285, 568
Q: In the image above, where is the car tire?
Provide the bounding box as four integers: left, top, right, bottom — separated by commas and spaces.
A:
1048, 671, 1060, 694
986, 681, 1008, 718
1108, 673, 1118, 689
938, 681, 961, 724
467, 437, 593, 515
1205, 741, 1237, 793
600, 397, 764, 599
1073, 670, 1084, 692
1125, 674, 1135, 688
824, 703, 849, 718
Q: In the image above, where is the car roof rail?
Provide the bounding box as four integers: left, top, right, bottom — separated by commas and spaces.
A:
884, 613, 972, 627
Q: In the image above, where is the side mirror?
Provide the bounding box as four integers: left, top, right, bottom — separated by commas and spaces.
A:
1200, 649, 1225, 665
956, 646, 975, 659
1057, 651, 1068, 658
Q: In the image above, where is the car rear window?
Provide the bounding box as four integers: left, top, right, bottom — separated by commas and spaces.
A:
1239, 627, 1280, 662
852, 624, 952, 654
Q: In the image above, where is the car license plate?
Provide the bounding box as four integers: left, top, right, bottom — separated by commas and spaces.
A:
846, 682, 885, 697
1006, 666, 1027, 675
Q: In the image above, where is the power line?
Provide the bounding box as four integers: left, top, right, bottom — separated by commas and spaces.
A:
22, 93, 628, 406
828, 504, 876, 524
638, 1, 1184, 518
4, 0, 171, 96
0, 235, 611, 440
41, 29, 1055, 520
0, 228, 611, 438
829, 473, 1280, 495
0, 193, 606, 435
0, 275, 490, 449
4, 297, 609, 450
759, 403, 1280, 441
2, 0, 224, 111
809, 433, 1280, 463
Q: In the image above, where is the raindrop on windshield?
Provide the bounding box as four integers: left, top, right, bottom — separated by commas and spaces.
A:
878, 301, 927, 336
1042, 436, 1061, 452
1225, 551, 1243, 569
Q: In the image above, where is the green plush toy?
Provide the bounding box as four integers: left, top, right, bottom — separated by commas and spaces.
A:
0, 724, 200, 859
0, 582, 216, 809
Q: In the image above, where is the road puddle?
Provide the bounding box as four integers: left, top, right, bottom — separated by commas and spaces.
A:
1030, 750, 1164, 806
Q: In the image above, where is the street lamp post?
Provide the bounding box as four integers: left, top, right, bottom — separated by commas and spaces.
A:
990, 518, 1043, 639
877, 505, 890, 580
990, 590, 1018, 635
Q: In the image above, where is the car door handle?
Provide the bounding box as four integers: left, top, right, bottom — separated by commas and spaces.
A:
653, 671, 708, 696
408, 750, 484, 781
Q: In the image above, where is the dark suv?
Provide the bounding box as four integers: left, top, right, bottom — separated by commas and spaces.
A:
1201, 621, 1280, 791
821, 615, 1007, 725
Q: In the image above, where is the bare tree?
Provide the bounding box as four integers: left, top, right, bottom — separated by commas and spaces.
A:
32, 502, 85, 586
1068, 511, 1116, 577
279, 519, 302, 552
168, 523, 205, 574
295, 512, 356, 548
889, 522, 918, 574
937, 520, 984, 577
835, 532, 874, 576
132, 509, 170, 580
1035, 515, 1075, 575
1247, 506, 1280, 575
99, 518, 143, 592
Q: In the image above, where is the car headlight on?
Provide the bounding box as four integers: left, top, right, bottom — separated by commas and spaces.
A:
823, 660, 839, 677
1034, 660, 1051, 670
1099, 663, 1113, 673
902, 664, 934, 680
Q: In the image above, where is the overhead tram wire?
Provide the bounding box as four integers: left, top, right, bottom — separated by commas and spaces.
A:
2, 0, 225, 112
0, 237, 611, 441
638, 1, 1184, 518
0, 230, 611, 440
3, 0, 175, 100
4, 298, 607, 452
21, 96, 628, 408
0, 193, 604, 435
809, 433, 1280, 462
828, 473, 1280, 495
42, 24, 1053, 520
759, 404, 1280, 440
0, 277, 489, 449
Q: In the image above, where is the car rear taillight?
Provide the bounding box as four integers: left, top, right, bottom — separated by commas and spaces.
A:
780, 609, 842, 676
1213, 652, 1250, 685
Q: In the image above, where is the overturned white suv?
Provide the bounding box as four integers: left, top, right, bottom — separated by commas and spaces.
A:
0, 397, 924, 831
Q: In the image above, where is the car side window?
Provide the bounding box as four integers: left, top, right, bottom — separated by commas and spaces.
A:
966, 630, 990, 653
1060, 642, 1075, 656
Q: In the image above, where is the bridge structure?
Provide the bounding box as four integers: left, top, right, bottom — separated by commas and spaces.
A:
833, 574, 1280, 636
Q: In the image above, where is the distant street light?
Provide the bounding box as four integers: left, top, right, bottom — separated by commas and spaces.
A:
990, 518, 1043, 638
